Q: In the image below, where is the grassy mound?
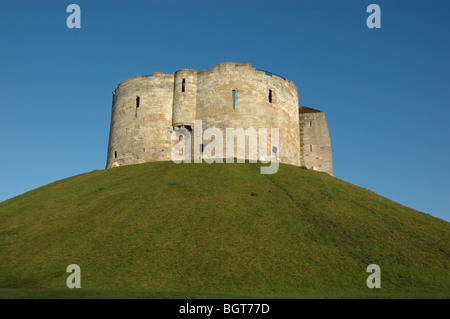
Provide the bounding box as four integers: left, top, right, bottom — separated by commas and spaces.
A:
0, 161, 448, 298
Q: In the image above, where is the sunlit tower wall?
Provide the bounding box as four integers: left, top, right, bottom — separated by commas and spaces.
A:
106, 62, 332, 175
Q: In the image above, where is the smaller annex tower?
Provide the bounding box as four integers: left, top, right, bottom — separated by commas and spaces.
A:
106, 62, 333, 175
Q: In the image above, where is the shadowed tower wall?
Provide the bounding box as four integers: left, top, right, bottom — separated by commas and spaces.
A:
299, 106, 333, 175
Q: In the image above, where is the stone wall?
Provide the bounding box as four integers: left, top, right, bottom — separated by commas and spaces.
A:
195, 63, 300, 166
173, 69, 197, 128
106, 63, 333, 175
107, 73, 174, 167
299, 106, 333, 175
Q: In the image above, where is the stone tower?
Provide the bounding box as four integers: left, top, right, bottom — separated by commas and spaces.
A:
299, 106, 333, 175
106, 62, 333, 175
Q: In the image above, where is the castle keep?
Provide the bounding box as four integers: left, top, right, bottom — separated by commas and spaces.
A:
106, 62, 333, 175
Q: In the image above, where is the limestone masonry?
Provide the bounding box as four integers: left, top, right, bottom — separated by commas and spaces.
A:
106, 62, 333, 175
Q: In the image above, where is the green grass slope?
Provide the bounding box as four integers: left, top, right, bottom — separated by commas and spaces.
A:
0, 161, 448, 298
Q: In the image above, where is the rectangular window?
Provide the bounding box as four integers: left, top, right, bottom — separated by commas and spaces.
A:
135, 96, 140, 118
310, 145, 313, 152
182, 79, 186, 92
269, 89, 272, 103
232, 90, 236, 110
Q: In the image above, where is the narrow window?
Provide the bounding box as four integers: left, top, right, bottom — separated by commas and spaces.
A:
114, 151, 117, 158
310, 145, 313, 152
182, 79, 185, 92
200, 143, 204, 153
310, 121, 312, 127
268, 89, 272, 103
232, 90, 236, 110
135, 96, 140, 118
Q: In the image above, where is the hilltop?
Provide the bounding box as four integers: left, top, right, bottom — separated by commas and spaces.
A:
0, 161, 448, 298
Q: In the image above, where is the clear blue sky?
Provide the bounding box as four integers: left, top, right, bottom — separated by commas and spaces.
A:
1, 0, 449, 221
